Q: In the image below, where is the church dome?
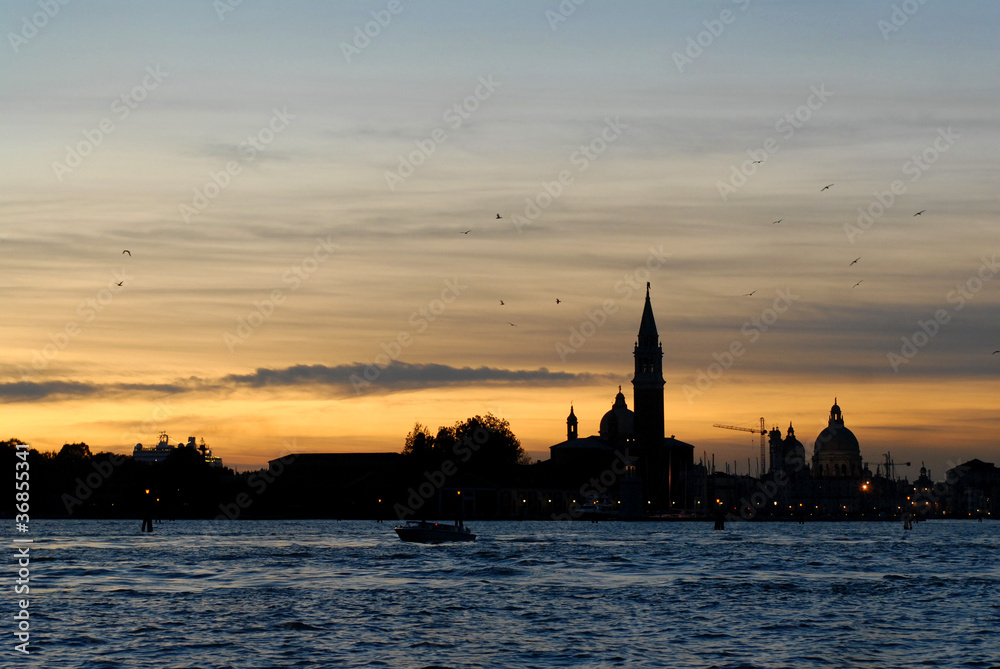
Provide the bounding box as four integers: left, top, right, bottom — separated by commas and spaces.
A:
600, 387, 634, 444
814, 399, 860, 455
815, 425, 860, 454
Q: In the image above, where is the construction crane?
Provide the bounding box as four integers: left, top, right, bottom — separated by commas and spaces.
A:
881, 451, 910, 482
713, 417, 766, 476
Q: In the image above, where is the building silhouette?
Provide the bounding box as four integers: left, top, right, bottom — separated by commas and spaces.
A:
547, 284, 694, 514
812, 399, 863, 479
250, 286, 996, 521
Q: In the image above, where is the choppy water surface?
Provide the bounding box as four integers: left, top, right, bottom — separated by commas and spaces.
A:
9, 520, 1000, 668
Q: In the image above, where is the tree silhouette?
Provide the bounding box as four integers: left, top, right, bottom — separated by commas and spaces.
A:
451, 413, 529, 471
403, 423, 436, 459
57, 442, 93, 461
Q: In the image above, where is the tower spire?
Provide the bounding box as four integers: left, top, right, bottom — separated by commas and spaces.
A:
632, 284, 667, 510
637, 283, 658, 346
633, 284, 665, 443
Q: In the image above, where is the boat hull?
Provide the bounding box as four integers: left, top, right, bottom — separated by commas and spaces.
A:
395, 522, 476, 544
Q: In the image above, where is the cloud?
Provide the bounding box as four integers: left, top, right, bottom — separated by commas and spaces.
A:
0, 363, 609, 403
222, 362, 610, 393
0, 380, 100, 401
0, 379, 192, 403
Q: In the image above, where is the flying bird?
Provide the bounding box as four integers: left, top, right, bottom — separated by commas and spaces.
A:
850, 257, 860, 266
507, 322, 517, 327
993, 351, 1000, 355
122, 250, 131, 256
752, 160, 763, 164
555, 299, 561, 304
116, 281, 124, 286
743, 290, 756, 297
460, 230, 471, 234
821, 184, 834, 191
499, 300, 504, 306
496, 213, 502, 219
771, 219, 783, 225
853, 280, 863, 288
914, 210, 926, 216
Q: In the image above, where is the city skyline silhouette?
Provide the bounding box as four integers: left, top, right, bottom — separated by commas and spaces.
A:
3, 1, 998, 481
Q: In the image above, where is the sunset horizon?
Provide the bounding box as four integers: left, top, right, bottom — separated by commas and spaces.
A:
5, 3, 1000, 667
4, 0, 998, 479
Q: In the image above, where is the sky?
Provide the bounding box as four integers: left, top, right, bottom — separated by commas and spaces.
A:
2, 0, 998, 478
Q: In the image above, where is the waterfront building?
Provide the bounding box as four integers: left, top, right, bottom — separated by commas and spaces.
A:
547, 285, 694, 514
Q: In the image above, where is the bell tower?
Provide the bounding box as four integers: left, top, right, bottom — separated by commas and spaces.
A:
632, 283, 665, 451
566, 405, 578, 441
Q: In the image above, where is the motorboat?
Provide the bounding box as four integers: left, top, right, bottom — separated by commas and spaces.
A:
394, 519, 476, 543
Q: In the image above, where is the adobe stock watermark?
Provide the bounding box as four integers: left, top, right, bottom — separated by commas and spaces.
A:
60, 400, 175, 513
384, 75, 501, 192
729, 448, 807, 521
552, 449, 632, 521
340, 0, 412, 63
223, 235, 337, 352
17, 268, 130, 379
555, 245, 671, 362
214, 444, 298, 521
394, 428, 492, 520
545, 0, 587, 31
120, 400, 175, 445
717, 84, 833, 201
887, 253, 997, 372
61, 453, 128, 515
672, 0, 751, 73
844, 126, 959, 243
878, 0, 930, 41
350, 277, 467, 393
51, 65, 168, 182
908, 458, 970, 517
683, 288, 799, 402
213, 0, 244, 21
180, 106, 294, 223
510, 115, 628, 233
8, 0, 71, 54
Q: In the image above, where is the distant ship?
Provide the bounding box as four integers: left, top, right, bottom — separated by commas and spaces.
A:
649, 511, 698, 520
394, 519, 476, 543
576, 500, 616, 520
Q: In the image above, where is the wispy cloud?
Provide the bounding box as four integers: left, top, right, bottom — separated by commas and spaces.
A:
0, 380, 101, 401
225, 361, 611, 391
0, 362, 610, 403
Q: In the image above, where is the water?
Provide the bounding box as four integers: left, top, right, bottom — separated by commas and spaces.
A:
9, 520, 1000, 668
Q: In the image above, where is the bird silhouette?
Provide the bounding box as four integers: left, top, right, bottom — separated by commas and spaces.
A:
821, 184, 834, 191
499, 300, 504, 306
771, 219, 783, 225
914, 210, 926, 216
853, 280, 863, 288
460, 230, 471, 234
743, 290, 756, 297
507, 322, 517, 327
122, 250, 131, 256
496, 213, 502, 219
850, 257, 860, 266
993, 350, 1000, 355
555, 298, 561, 304
752, 160, 763, 164
116, 281, 124, 286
